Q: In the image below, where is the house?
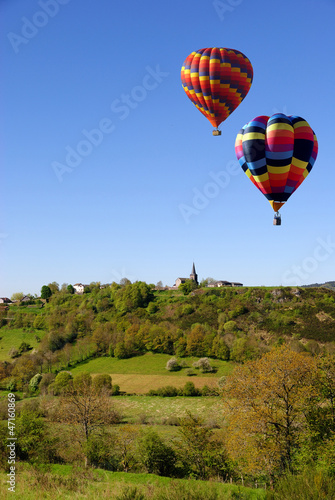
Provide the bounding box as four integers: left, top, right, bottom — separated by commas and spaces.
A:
73, 283, 88, 294
208, 280, 232, 287
20, 296, 32, 302
0, 297, 11, 304
207, 280, 243, 288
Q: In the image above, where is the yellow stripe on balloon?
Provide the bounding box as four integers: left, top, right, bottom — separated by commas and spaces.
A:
242, 132, 265, 141
253, 172, 269, 182
267, 164, 291, 174
267, 123, 292, 132
291, 157, 308, 169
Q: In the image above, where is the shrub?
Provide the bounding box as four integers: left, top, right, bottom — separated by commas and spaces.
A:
183, 381, 200, 396
192, 357, 213, 373
137, 430, 178, 476
29, 373, 42, 392
93, 374, 112, 393
223, 320, 238, 333
166, 357, 181, 372
53, 371, 73, 395
111, 384, 120, 396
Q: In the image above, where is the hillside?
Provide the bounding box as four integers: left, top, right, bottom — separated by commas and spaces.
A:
302, 281, 335, 291
0, 284, 335, 376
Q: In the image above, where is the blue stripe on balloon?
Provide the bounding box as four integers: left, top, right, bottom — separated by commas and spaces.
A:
266, 150, 293, 159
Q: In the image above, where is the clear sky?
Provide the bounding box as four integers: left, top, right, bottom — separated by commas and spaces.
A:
1, 0, 335, 298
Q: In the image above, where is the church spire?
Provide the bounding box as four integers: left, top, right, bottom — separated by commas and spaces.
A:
190, 262, 198, 285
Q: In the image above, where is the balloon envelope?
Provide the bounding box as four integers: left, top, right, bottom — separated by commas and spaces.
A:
181, 47, 253, 129
235, 114, 318, 212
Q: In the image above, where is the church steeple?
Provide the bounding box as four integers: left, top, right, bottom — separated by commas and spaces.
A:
190, 262, 198, 285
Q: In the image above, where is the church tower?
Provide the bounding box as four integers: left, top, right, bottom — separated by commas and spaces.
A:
190, 262, 198, 285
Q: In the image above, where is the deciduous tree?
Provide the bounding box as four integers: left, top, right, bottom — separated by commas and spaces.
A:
222, 346, 317, 477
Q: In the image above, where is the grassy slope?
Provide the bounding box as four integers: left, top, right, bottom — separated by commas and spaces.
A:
70, 353, 234, 393
0, 465, 267, 499
0, 328, 46, 361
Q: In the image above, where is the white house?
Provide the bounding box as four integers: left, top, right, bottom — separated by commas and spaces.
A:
73, 283, 87, 294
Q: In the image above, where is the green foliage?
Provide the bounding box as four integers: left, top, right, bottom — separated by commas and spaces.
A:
29, 373, 42, 392
179, 280, 198, 295
114, 341, 130, 359
93, 373, 112, 393
137, 430, 178, 477
223, 320, 238, 333
41, 285, 52, 300
267, 469, 335, 500
183, 381, 200, 397
53, 371, 73, 395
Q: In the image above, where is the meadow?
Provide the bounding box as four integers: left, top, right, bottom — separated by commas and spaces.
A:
70, 353, 234, 394
0, 464, 267, 500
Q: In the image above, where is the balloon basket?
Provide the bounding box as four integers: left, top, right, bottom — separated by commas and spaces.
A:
273, 212, 281, 226
213, 129, 221, 136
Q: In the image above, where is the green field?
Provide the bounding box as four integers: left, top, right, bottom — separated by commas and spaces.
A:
69, 353, 234, 393
0, 328, 46, 361
114, 395, 224, 425
70, 352, 234, 377
0, 465, 266, 499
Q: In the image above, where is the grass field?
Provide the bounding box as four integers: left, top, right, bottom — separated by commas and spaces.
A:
0, 328, 46, 361
0, 464, 267, 499
113, 395, 224, 425
70, 353, 234, 394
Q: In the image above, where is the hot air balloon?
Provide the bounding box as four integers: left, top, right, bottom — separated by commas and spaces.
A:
235, 113, 318, 225
181, 47, 253, 136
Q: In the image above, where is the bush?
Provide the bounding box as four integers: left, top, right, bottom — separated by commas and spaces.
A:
53, 371, 73, 395
93, 374, 112, 393
183, 381, 200, 397
223, 320, 238, 333
192, 357, 213, 373
137, 430, 178, 476
111, 384, 120, 396
29, 373, 42, 392
166, 357, 181, 372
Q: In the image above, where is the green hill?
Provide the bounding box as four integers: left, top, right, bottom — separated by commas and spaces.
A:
0, 283, 335, 381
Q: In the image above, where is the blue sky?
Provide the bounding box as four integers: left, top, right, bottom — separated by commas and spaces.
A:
1, 0, 335, 297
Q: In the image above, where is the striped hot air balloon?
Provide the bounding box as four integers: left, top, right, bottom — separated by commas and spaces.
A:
181, 47, 253, 135
235, 114, 318, 224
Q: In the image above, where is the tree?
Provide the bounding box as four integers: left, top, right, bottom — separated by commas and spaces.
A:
41, 285, 52, 300
137, 430, 178, 476
10, 292, 24, 302
53, 371, 73, 395
58, 373, 119, 466
177, 411, 228, 479
67, 284, 75, 294
222, 346, 317, 478
92, 374, 112, 393
115, 424, 139, 472
179, 279, 198, 295
166, 357, 181, 372
48, 282, 60, 294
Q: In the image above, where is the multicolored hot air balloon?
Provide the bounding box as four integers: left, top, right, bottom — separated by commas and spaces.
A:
235, 114, 318, 225
181, 47, 253, 136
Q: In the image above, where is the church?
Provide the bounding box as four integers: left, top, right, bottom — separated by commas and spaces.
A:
172, 263, 243, 288
174, 263, 198, 288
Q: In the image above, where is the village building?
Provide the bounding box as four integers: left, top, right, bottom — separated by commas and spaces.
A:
73, 283, 88, 294
174, 263, 198, 288
0, 297, 12, 304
